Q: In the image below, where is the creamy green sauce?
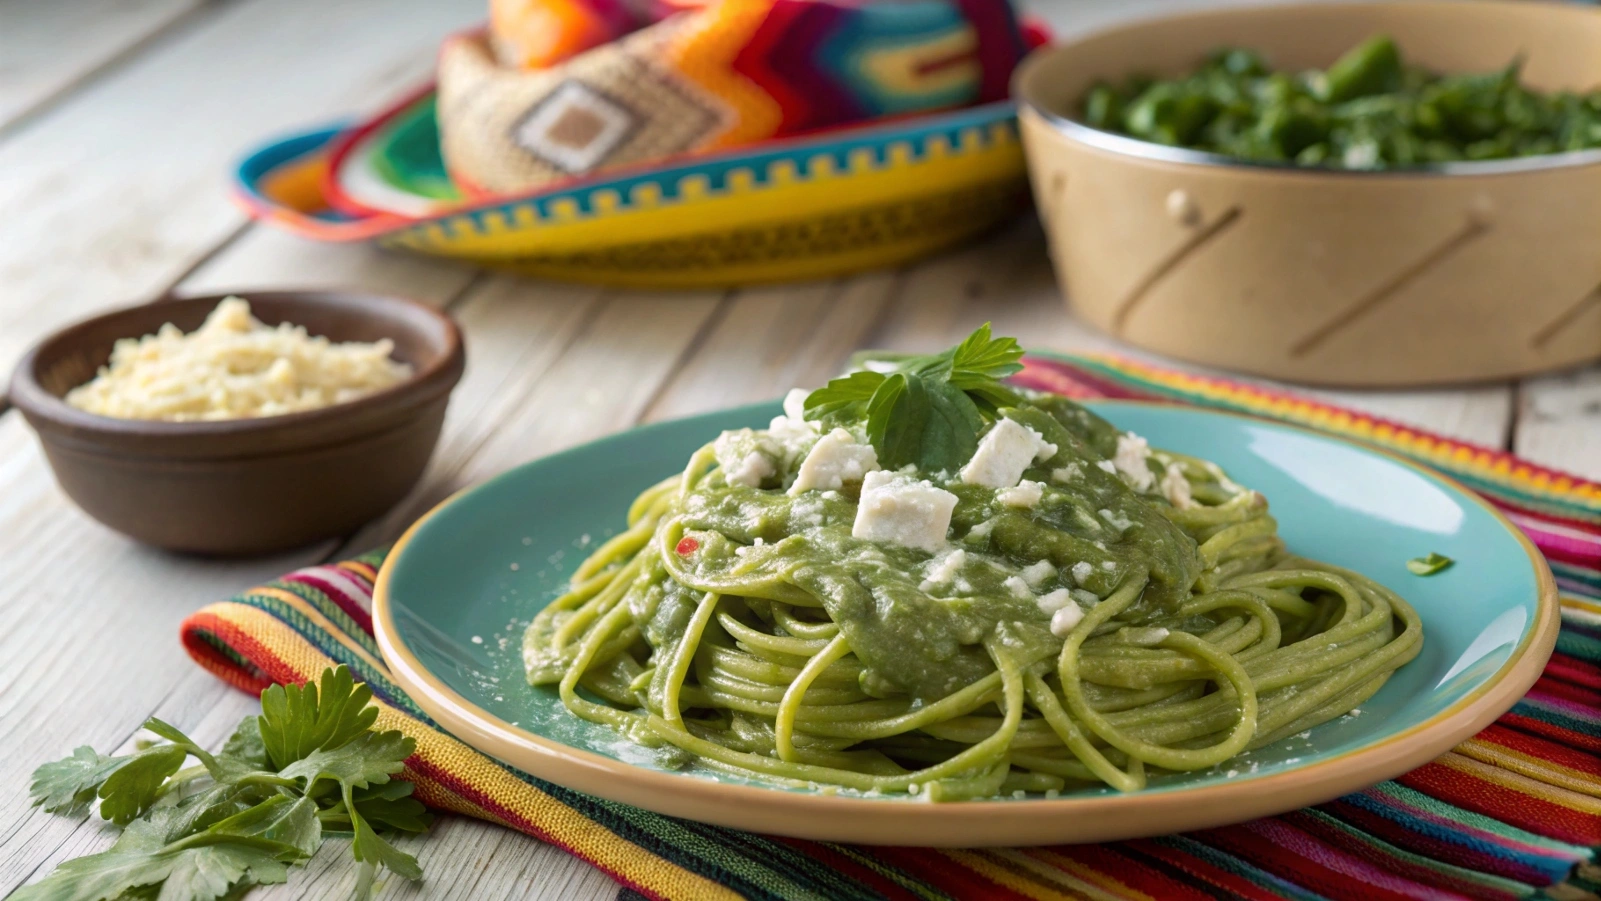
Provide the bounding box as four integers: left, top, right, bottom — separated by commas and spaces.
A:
672, 396, 1201, 703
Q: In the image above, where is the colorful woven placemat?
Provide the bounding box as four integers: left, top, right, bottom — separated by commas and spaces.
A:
181, 353, 1601, 901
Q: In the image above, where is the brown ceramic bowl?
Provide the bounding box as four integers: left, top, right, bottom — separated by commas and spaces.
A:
1013, 0, 1601, 387
8, 290, 465, 555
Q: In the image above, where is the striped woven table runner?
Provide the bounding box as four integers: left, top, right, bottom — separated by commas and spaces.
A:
181, 353, 1601, 901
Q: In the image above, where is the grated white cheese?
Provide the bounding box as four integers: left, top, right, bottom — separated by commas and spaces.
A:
1112, 432, 1155, 491
1051, 463, 1081, 483
1099, 508, 1135, 534
924, 549, 967, 585
713, 429, 779, 488
1160, 463, 1194, 509
1050, 604, 1085, 636
1003, 575, 1032, 599
65, 297, 411, 421
1036, 588, 1073, 614
1070, 561, 1093, 584
1020, 560, 1056, 587
996, 480, 1044, 509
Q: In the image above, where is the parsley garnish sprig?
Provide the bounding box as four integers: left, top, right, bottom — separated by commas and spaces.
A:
805, 323, 1025, 473
20, 666, 429, 901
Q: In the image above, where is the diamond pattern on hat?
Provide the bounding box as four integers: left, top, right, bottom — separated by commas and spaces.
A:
510, 81, 639, 174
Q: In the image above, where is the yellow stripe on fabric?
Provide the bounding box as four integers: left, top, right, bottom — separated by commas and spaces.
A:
338, 560, 379, 581
1562, 598, 1601, 619
1022, 848, 1152, 900
1436, 751, 1601, 815
1002, 849, 1142, 901
1457, 738, 1601, 799
255, 585, 392, 678
938, 849, 1083, 901
209, 605, 743, 901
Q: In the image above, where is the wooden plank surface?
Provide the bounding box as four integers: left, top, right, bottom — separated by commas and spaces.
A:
0, 0, 204, 130
1518, 368, 1601, 482
0, 0, 482, 387
1, 0, 1596, 898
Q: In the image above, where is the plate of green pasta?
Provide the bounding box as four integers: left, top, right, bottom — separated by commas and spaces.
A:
373, 328, 1557, 846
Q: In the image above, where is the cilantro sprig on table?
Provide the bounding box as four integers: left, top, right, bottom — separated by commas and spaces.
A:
805, 323, 1025, 473
20, 666, 429, 901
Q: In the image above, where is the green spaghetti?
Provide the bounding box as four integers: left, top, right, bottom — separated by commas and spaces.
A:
524, 327, 1422, 799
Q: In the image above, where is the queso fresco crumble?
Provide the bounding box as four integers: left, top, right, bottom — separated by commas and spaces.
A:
64, 297, 413, 422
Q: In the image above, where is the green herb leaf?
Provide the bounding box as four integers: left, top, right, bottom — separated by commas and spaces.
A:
258, 666, 378, 771
29, 746, 120, 815
1406, 552, 1454, 576
350, 782, 433, 834
20, 666, 429, 901
866, 373, 915, 464
8, 812, 294, 901
278, 730, 415, 795
96, 744, 187, 825
948, 322, 1025, 381
158, 845, 291, 901
205, 795, 323, 857
350, 804, 423, 882
30, 742, 189, 825
220, 717, 269, 770
807, 323, 1025, 472
803, 370, 884, 423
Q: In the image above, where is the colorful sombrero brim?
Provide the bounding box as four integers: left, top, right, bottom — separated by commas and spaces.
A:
232, 94, 1033, 288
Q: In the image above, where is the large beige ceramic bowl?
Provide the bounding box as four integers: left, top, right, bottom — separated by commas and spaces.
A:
1014, 1, 1601, 387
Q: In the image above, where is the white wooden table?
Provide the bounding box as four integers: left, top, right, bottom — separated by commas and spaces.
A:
2, 1, 1596, 898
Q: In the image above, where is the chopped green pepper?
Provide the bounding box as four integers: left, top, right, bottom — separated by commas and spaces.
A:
1076, 34, 1601, 169
1406, 552, 1454, 576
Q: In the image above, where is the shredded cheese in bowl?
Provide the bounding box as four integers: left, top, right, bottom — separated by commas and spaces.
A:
64, 297, 414, 421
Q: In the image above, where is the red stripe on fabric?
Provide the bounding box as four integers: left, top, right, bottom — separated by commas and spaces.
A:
1319, 798, 1552, 887
180, 616, 271, 696
1475, 722, 1601, 780
1125, 838, 1287, 901
1016, 358, 1156, 401
287, 570, 374, 633
1049, 843, 1214, 900
1513, 529, 1601, 570
403, 755, 557, 843
866, 847, 1034, 901
1398, 761, 1601, 846
1545, 652, 1601, 692
1493, 495, 1601, 533
1192, 823, 1441, 901
179, 613, 295, 693
1500, 712, 1601, 755
1284, 810, 1520, 901
774, 838, 926, 901
1529, 675, 1601, 710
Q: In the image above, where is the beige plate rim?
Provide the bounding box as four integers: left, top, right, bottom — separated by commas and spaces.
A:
372, 400, 1560, 847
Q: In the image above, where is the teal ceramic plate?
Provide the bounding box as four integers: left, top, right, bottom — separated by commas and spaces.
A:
374, 400, 1558, 846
